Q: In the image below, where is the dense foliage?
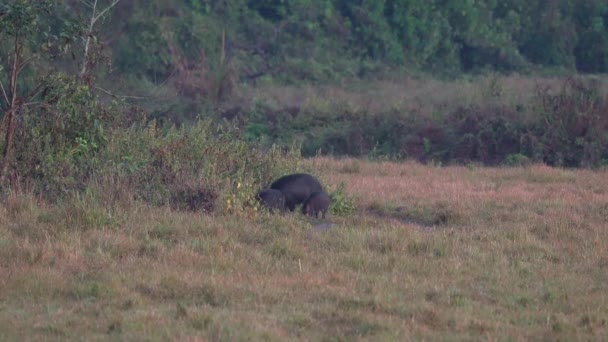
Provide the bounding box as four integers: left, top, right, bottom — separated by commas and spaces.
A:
104, 0, 608, 80
4, 1, 607, 102
0, 0, 305, 207
1, 0, 608, 193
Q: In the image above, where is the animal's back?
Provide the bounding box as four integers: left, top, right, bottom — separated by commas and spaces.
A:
270, 173, 320, 190
270, 173, 323, 211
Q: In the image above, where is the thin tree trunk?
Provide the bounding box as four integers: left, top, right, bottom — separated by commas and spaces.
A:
80, 0, 98, 79
80, 0, 120, 81
1, 36, 22, 183
1, 108, 17, 183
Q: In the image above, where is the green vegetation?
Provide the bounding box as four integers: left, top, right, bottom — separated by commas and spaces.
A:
0, 0, 304, 206
1, 2, 608, 340
104, 0, 608, 80
2, 1, 608, 170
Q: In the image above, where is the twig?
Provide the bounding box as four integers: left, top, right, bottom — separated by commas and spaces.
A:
81, 0, 94, 9
0, 80, 9, 105
94, 86, 148, 100
22, 102, 52, 109
80, 0, 98, 77
80, 0, 121, 77
93, 0, 120, 23
26, 81, 46, 102
17, 54, 37, 75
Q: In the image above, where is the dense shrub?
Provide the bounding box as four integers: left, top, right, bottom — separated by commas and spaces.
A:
531, 77, 608, 167
99, 120, 301, 212
10, 74, 125, 195
1, 75, 301, 212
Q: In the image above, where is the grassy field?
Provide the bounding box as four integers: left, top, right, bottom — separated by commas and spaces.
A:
1, 157, 607, 341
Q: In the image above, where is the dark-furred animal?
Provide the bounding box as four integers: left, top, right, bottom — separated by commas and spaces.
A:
256, 189, 285, 212
302, 191, 331, 219
270, 173, 323, 211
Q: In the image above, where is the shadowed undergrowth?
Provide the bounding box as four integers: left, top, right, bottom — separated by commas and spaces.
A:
238, 76, 608, 168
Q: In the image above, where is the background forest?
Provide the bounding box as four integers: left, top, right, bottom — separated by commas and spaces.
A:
105, 0, 608, 82
1, 0, 608, 199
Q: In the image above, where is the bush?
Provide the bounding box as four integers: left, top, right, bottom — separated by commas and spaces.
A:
532, 77, 608, 167
2, 74, 301, 212
328, 182, 356, 216
8, 74, 124, 196
97, 120, 301, 212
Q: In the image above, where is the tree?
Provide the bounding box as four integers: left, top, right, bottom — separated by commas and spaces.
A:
79, 0, 121, 84
0, 0, 54, 183
0, 0, 119, 184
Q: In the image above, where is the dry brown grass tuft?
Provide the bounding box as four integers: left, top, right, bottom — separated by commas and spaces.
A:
1, 158, 607, 340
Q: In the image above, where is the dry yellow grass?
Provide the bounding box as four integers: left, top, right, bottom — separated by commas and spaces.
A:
1, 158, 607, 340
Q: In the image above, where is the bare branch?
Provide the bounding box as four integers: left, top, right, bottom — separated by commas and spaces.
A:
25, 81, 47, 102
80, 0, 98, 77
80, 0, 121, 78
9, 37, 22, 105
0, 80, 9, 106
17, 54, 38, 75
93, 0, 121, 23
22, 102, 53, 110
1, 35, 22, 182
81, 0, 95, 9
94, 86, 148, 100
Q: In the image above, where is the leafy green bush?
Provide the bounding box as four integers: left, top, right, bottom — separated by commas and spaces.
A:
2, 73, 300, 212
328, 182, 356, 216
9, 74, 123, 195
97, 119, 301, 212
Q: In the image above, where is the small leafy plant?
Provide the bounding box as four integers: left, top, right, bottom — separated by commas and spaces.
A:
328, 182, 356, 216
